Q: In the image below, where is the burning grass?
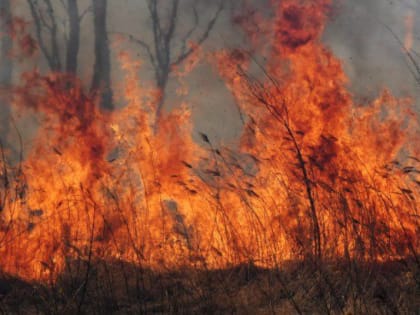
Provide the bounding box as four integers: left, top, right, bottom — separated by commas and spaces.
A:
0, 0, 419, 313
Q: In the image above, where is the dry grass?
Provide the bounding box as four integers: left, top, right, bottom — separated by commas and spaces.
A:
0, 257, 418, 314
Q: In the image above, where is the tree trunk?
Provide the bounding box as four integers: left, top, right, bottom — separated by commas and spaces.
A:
65, 0, 80, 75
154, 73, 168, 133
91, 0, 113, 110
0, 0, 13, 146
26, 0, 62, 71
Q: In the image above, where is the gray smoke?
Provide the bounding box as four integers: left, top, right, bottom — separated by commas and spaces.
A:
324, 0, 420, 102
3, 0, 420, 152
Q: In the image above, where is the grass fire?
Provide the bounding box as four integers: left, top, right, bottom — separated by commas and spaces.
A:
0, 0, 418, 314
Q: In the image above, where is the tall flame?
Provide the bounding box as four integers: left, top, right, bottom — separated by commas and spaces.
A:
0, 0, 418, 282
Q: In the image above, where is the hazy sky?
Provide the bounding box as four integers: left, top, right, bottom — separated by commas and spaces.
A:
6, 0, 420, 149
324, 0, 420, 101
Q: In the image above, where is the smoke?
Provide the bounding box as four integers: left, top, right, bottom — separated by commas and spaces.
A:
2, 0, 420, 152
323, 0, 420, 102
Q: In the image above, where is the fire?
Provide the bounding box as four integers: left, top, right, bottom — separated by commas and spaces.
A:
405, 9, 415, 51
0, 0, 418, 282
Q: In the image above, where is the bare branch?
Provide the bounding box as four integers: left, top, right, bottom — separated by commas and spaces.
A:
164, 0, 179, 44
78, 5, 92, 22
172, 0, 223, 67
177, 3, 199, 57
44, 0, 62, 70
26, 0, 55, 70
109, 31, 157, 70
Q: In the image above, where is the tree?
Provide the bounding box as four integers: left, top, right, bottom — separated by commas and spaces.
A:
26, 0, 61, 71
0, 0, 13, 146
124, 0, 223, 130
65, 0, 80, 75
26, 0, 84, 74
26, 0, 113, 109
91, 0, 113, 110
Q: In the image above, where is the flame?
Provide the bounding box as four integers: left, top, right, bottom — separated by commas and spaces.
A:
214, 0, 419, 261
405, 10, 415, 51
0, 0, 419, 282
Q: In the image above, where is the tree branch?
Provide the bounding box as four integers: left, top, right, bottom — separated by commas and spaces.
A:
172, 0, 223, 67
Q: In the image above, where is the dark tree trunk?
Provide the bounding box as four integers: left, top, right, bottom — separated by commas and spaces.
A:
65, 0, 80, 75
26, 0, 62, 71
91, 0, 113, 110
0, 0, 13, 145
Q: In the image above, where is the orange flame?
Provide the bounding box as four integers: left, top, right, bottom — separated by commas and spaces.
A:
405, 10, 415, 51
0, 0, 418, 282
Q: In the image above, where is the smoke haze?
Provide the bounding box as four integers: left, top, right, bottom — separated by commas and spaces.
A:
2, 0, 420, 149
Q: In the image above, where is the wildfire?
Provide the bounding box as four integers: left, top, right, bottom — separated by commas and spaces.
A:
0, 0, 418, 282
405, 9, 415, 51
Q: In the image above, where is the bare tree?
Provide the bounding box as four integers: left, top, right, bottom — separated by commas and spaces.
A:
0, 0, 13, 146
65, 0, 80, 74
26, 0, 113, 109
123, 0, 223, 130
26, 0, 61, 71
26, 0, 85, 74
91, 0, 113, 110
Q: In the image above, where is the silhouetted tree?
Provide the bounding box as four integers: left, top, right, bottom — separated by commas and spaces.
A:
122, 0, 223, 129
66, 0, 80, 74
91, 0, 113, 110
26, 0, 86, 74
26, 0, 61, 71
